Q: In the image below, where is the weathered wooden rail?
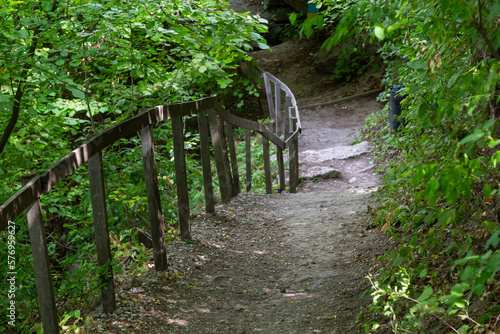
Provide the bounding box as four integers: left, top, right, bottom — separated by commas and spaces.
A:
0, 72, 300, 333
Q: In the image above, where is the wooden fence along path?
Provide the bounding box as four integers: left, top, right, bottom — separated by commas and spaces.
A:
0, 72, 300, 333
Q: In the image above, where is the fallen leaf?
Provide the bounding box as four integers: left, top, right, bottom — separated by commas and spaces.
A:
380, 221, 390, 233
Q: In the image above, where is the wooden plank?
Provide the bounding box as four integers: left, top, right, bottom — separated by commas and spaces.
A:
21, 174, 60, 334
140, 124, 168, 271
88, 151, 116, 313
0, 175, 42, 230
262, 137, 273, 194
171, 117, 192, 240
263, 72, 275, 120
277, 148, 285, 193
154, 96, 219, 121
284, 128, 300, 146
214, 104, 285, 150
208, 109, 233, 203
284, 96, 291, 140
245, 129, 252, 193
225, 123, 241, 195
275, 82, 281, 136
197, 111, 215, 213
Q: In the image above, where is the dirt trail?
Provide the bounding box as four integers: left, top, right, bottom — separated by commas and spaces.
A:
88, 53, 389, 334
90, 187, 388, 333
86, 3, 392, 333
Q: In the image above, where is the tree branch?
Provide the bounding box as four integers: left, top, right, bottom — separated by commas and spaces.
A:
0, 26, 42, 156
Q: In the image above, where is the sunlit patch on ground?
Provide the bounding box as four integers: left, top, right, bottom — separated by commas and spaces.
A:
166, 318, 189, 326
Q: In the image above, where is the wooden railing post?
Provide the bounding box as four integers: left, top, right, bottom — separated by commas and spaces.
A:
277, 148, 285, 193
225, 123, 241, 195
262, 137, 273, 194
245, 129, 252, 192
20, 174, 60, 334
140, 123, 168, 271
88, 151, 116, 313
197, 111, 215, 213
208, 109, 233, 203
275, 82, 281, 136
171, 117, 192, 240
284, 96, 292, 139
288, 114, 300, 193
219, 119, 235, 198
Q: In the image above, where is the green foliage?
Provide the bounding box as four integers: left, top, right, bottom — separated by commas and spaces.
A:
0, 0, 269, 331
331, 45, 371, 83
310, 0, 500, 331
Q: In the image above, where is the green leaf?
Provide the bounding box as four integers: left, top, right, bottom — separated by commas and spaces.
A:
417, 286, 433, 301
460, 265, 477, 281
485, 230, 500, 249
408, 59, 427, 69
457, 325, 470, 334
373, 25, 385, 40
459, 129, 484, 145
42, 1, 53, 12
425, 179, 440, 207
71, 89, 85, 99
450, 282, 470, 297
392, 256, 403, 266
483, 183, 491, 198
482, 117, 496, 130
19, 29, 29, 39
486, 1, 500, 21
257, 42, 269, 50
437, 208, 455, 226
418, 102, 431, 117
489, 139, 500, 148
289, 12, 297, 25
199, 65, 207, 73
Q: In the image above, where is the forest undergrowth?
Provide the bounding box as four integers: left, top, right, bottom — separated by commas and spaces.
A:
296, 0, 500, 332
0, 1, 273, 332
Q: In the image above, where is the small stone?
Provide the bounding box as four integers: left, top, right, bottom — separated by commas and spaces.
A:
349, 177, 357, 183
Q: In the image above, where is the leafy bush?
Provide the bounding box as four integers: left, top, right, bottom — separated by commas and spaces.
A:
331, 45, 371, 83
309, 0, 500, 332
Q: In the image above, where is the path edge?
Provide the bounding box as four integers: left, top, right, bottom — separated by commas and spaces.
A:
300, 88, 384, 110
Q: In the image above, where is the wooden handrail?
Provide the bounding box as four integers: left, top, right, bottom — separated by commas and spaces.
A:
0, 72, 301, 333
214, 103, 286, 150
